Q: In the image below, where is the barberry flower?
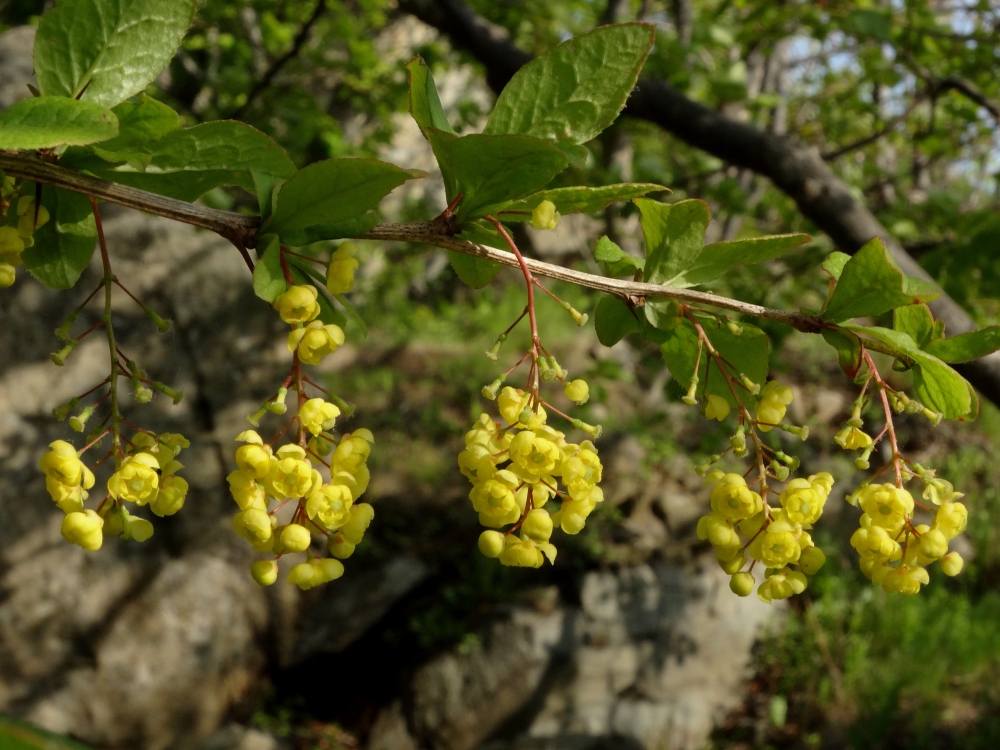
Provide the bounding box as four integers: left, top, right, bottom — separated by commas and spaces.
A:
326, 242, 359, 295
531, 200, 560, 230
61, 509, 104, 551
704, 394, 731, 421
287, 321, 345, 365
756, 381, 793, 432
299, 398, 341, 436
564, 379, 589, 405
273, 285, 321, 325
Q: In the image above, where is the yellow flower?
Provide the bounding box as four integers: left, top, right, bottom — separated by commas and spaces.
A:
332, 434, 372, 471
40, 440, 89, 487
227, 469, 267, 510
923, 478, 963, 506
287, 321, 345, 365
458, 444, 497, 484
478, 530, 505, 558
760, 522, 801, 568
299, 398, 341, 436
881, 565, 928, 595
498, 386, 530, 425
710, 473, 763, 521
918, 528, 948, 560
16, 203, 50, 237
499, 537, 545, 567
61, 509, 104, 551
756, 381, 793, 432
560, 448, 603, 498
233, 508, 274, 545
326, 242, 360, 295
235, 442, 272, 479
531, 200, 560, 230
107, 454, 160, 504
328, 533, 356, 559
251, 560, 278, 586
46, 477, 86, 513
564, 379, 589, 405
778, 478, 824, 526
288, 558, 344, 590
0, 263, 14, 287
729, 571, 754, 597
509, 431, 561, 480
696, 511, 740, 550
273, 285, 321, 325
0, 225, 23, 256
933, 501, 968, 539
337, 503, 374, 545
858, 484, 913, 531
940, 551, 964, 577
521, 508, 553, 542
471, 475, 520, 527
798, 545, 826, 575
264, 447, 317, 499
280, 523, 312, 553
835, 425, 872, 450
306, 482, 354, 530
704, 394, 731, 421
850, 521, 901, 563
150, 474, 189, 517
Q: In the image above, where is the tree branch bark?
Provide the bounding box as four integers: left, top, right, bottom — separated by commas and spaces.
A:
395, 0, 1000, 409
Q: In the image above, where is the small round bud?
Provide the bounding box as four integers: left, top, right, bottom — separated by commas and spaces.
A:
521, 509, 553, 543
798, 545, 826, 575
918, 529, 949, 560
0, 262, 15, 288
564, 379, 589, 405
718, 551, 746, 575
940, 551, 964, 577
478, 530, 505, 558
730, 572, 755, 597
328, 534, 356, 559
280, 523, 312, 553
251, 559, 278, 586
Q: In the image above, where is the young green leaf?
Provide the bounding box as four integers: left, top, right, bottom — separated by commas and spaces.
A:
821, 328, 863, 378
267, 158, 417, 236
594, 295, 640, 346
80, 121, 296, 202
89, 96, 184, 168
594, 235, 643, 278
842, 324, 974, 419
501, 183, 667, 218
34, 0, 198, 108
659, 315, 770, 408
923, 326, 1000, 364
821, 251, 851, 280
484, 24, 655, 147
0, 97, 118, 151
451, 134, 567, 221
636, 198, 711, 285
893, 304, 935, 348
407, 57, 455, 134
821, 238, 941, 322
449, 251, 503, 289
669, 233, 811, 287
22, 186, 98, 290
252, 235, 287, 303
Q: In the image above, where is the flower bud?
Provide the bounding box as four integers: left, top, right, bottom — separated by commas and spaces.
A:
521, 509, 553, 543
69, 405, 95, 433
531, 200, 560, 230
798, 545, 826, 575
51, 340, 78, 366
730, 571, 755, 597
478, 530, 505, 558
267, 387, 289, 415
564, 379, 589, 405
486, 333, 506, 361
328, 534, 356, 559
280, 523, 312, 553
251, 559, 278, 586
0, 262, 15, 288
940, 551, 964, 577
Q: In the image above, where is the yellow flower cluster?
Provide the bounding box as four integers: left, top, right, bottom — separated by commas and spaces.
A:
696, 470, 833, 602
459, 386, 603, 568
756, 381, 793, 432
229, 403, 374, 589
849, 482, 966, 593
273, 284, 346, 365
40, 432, 190, 551
0, 196, 50, 288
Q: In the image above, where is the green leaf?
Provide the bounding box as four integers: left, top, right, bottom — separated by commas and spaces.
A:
0, 97, 118, 150
670, 233, 811, 287
82, 121, 296, 202
451, 134, 567, 222
252, 234, 286, 302
594, 295, 640, 346
659, 315, 770, 408
502, 183, 667, 218
636, 198, 711, 285
90, 95, 183, 168
821, 238, 941, 322
821, 328, 863, 378
424, 127, 461, 202
0, 714, 95, 749
594, 235, 643, 278
276, 214, 379, 247
449, 251, 502, 289
34, 0, 198, 108
335, 293, 368, 339
484, 24, 655, 146
848, 8, 893, 41
407, 56, 454, 134
842, 324, 974, 419
822, 251, 851, 280
23, 186, 97, 289
893, 304, 935, 348
267, 158, 416, 236
924, 326, 1000, 364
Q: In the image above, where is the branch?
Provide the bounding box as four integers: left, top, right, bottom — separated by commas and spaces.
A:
396, 0, 1000, 410
230, 0, 327, 120
821, 93, 927, 161
935, 75, 1000, 122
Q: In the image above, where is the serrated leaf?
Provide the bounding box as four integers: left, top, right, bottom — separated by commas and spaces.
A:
484, 24, 654, 147
821, 328, 863, 378
593, 235, 643, 278
451, 134, 567, 222
449, 251, 502, 289
669, 233, 811, 287
659, 315, 770, 408
893, 304, 935, 348
822, 251, 851, 280
34, 0, 198, 108
22, 186, 97, 289
821, 238, 941, 322
267, 158, 416, 236
594, 295, 640, 346
90, 95, 183, 168
842, 324, 973, 419
501, 183, 667, 219
636, 198, 711, 285
252, 234, 286, 302
924, 326, 1000, 364
82, 121, 296, 201
0, 97, 118, 150
276, 214, 379, 247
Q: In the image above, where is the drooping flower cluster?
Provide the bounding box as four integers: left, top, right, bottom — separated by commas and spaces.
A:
273, 284, 346, 365
848, 480, 966, 594
697, 470, 832, 602
0, 192, 50, 288
460, 385, 603, 568
41, 432, 190, 551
